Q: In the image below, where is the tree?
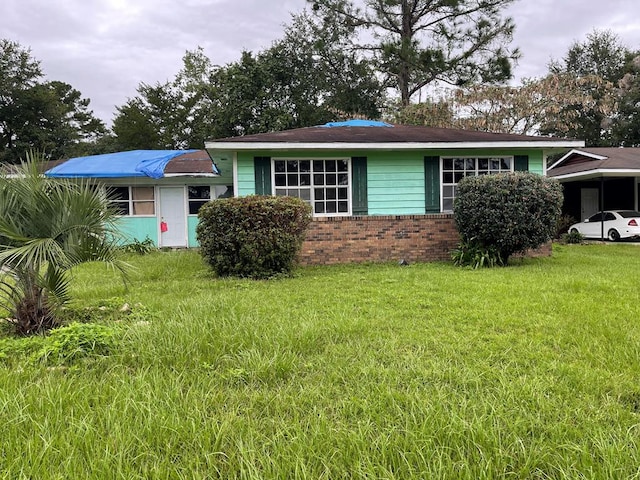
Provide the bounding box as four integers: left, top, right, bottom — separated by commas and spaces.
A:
0, 153, 129, 335
308, 0, 520, 105
114, 14, 385, 143
207, 14, 384, 137
613, 54, 640, 146
547, 30, 630, 145
0, 39, 106, 164
453, 172, 563, 266
390, 74, 617, 137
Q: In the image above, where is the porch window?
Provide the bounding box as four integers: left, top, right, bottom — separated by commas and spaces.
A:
273, 159, 351, 216
441, 157, 513, 211
108, 186, 155, 216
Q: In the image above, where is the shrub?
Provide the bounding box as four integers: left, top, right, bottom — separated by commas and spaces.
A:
196, 195, 312, 279
32, 322, 119, 365
120, 236, 156, 255
453, 172, 563, 265
555, 214, 578, 239
451, 237, 505, 268
562, 230, 584, 244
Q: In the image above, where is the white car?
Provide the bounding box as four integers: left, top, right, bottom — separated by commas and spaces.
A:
569, 210, 640, 241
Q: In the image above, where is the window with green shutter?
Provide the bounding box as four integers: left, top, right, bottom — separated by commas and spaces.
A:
351, 157, 368, 215
424, 156, 440, 213
254, 157, 272, 195
514, 155, 529, 171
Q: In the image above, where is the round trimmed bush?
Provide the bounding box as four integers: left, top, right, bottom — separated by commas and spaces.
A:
453, 172, 563, 265
196, 195, 312, 278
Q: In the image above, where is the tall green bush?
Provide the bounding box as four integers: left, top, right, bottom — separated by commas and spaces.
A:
196, 195, 312, 279
453, 172, 563, 265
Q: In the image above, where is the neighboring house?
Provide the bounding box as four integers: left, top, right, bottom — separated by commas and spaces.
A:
206, 120, 583, 264
45, 150, 233, 248
547, 148, 640, 222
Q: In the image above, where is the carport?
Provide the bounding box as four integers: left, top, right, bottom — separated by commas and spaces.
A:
548, 147, 640, 240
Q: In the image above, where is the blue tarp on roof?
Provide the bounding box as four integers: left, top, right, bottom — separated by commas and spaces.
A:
45, 150, 199, 179
321, 120, 393, 128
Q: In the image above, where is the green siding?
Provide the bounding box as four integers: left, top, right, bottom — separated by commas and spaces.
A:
424, 156, 440, 213
115, 217, 158, 245
233, 148, 546, 215
351, 157, 368, 215
367, 152, 425, 215
237, 153, 257, 195
188, 216, 200, 247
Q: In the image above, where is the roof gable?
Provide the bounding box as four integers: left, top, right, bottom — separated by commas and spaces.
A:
548, 147, 640, 179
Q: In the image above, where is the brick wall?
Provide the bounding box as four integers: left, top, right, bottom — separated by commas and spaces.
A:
299, 214, 459, 265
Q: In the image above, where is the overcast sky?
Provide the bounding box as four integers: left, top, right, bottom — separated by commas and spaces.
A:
3, 0, 640, 127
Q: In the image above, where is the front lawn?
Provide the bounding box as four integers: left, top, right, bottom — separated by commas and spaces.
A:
1, 244, 639, 479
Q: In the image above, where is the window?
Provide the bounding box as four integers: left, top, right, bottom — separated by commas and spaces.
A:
441, 157, 513, 211
188, 186, 211, 214
187, 185, 233, 214
273, 159, 350, 215
108, 186, 155, 216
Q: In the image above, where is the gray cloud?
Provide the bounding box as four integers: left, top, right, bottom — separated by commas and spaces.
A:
2, 0, 640, 126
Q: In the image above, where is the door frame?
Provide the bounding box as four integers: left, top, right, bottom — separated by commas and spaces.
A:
158, 186, 188, 247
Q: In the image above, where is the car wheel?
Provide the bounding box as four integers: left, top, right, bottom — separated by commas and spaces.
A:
569, 228, 579, 234
608, 229, 620, 242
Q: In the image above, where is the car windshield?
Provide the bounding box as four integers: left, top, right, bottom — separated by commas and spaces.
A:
618, 211, 640, 218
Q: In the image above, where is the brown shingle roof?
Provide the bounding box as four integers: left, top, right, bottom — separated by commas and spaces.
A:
163, 150, 217, 174
548, 147, 640, 178
209, 124, 568, 144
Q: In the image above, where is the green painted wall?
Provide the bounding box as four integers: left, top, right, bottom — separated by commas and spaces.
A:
115, 217, 158, 245
114, 216, 202, 247
188, 216, 200, 247
234, 148, 546, 214
366, 151, 425, 215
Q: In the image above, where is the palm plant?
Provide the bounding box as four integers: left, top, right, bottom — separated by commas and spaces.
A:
0, 152, 129, 335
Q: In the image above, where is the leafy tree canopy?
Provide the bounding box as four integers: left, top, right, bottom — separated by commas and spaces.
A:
546, 30, 636, 146
0, 39, 106, 164
113, 12, 385, 146
308, 0, 520, 105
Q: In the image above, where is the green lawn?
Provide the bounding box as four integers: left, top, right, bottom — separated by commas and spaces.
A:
1, 244, 640, 479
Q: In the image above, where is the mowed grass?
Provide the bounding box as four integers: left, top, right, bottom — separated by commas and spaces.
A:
2, 244, 640, 479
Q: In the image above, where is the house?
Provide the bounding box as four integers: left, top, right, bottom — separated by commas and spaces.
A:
547, 148, 640, 222
45, 149, 233, 248
206, 120, 583, 264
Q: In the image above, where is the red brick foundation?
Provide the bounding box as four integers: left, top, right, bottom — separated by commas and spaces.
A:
299, 214, 459, 265
298, 214, 552, 265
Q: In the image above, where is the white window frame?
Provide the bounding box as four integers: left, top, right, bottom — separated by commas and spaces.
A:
108, 185, 156, 217
271, 157, 352, 217
441, 156, 514, 212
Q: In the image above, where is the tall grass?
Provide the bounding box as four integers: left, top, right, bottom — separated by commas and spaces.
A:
1, 245, 640, 478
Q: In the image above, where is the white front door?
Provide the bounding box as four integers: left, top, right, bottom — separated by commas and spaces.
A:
581, 188, 600, 221
159, 187, 187, 247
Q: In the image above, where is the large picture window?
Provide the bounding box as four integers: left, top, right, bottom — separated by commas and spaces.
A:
273, 159, 350, 215
441, 157, 513, 211
108, 186, 155, 216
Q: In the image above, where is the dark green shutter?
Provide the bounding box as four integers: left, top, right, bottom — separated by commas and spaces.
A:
254, 157, 272, 195
514, 155, 529, 172
351, 157, 368, 215
424, 156, 440, 213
